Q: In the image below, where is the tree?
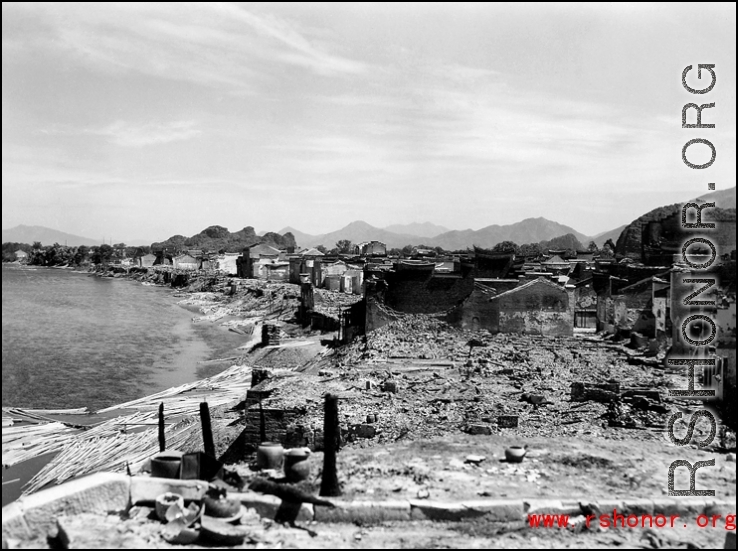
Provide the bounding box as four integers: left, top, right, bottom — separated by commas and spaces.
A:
74, 246, 90, 266
91, 244, 114, 265
587, 241, 599, 253
32, 241, 43, 250
335, 239, 352, 254
491, 241, 519, 255
316, 245, 327, 254
601, 239, 616, 258
113, 243, 127, 258
519, 243, 542, 258
401, 244, 414, 256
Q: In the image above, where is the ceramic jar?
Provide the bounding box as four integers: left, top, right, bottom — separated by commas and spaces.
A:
504, 446, 527, 463
256, 442, 284, 470
284, 448, 311, 483
151, 451, 184, 479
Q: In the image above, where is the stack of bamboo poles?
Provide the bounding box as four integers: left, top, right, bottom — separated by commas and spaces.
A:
24, 416, 200, 494
2, 363, 252, 496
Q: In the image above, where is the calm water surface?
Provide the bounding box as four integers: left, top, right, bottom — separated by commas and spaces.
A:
1, 264, 212, 410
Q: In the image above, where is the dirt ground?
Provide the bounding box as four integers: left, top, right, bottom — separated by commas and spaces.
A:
8, 512, 733, 549
9, 280, 735, 549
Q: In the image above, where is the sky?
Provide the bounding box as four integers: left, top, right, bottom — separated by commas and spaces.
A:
2, 3, 736, 243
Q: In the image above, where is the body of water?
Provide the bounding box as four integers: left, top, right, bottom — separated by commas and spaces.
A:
2, 264, 213, 411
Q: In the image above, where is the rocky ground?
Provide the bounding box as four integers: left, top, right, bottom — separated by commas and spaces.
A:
8, 507, 735, 549
5, 276, 735, 549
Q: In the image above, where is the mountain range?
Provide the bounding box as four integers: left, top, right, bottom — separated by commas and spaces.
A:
1, 225, 102, 247
281, 217, 589, 251
5, 186, 734, 251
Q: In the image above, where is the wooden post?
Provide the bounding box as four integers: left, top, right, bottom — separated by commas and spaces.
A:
158, 402, 166, 452
320, 393, 341, 496
200, 402, 216, 458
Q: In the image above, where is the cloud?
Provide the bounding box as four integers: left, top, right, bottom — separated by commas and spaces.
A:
40, 120, 201, 147
96, 121, 201, 147
3, 3, 366, 92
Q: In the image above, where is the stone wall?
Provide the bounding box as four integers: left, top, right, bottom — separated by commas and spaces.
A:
492, 279, 573, 336
240, 407, 309, 452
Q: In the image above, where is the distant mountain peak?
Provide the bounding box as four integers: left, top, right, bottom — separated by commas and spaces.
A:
1, 225, 101, 247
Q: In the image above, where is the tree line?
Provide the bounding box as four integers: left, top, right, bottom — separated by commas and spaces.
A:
2, 242, 153, 267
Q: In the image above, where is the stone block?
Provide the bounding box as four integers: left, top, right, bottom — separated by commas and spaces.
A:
1, 501, 31, 540
129, 477, 208, 505
409, 499, 521, 522
461, 499, 525, 522
589, 499, 624, 517
668, 497, 707, 516
352, 424, 377, 439
466, 424, 492, 435
704, 500, 735, 516
314, 500, 411, 523
18, 473, 130, 538
498, 415, 519, 429
725, 531, 736, 550
621, 499, 654, 516
410, 500, 473, 521
650, 498, 683, 516
525, 499, 582, 516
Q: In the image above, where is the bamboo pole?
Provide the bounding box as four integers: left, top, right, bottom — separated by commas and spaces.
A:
158, 402, 165, 452
199, 402, 215, 458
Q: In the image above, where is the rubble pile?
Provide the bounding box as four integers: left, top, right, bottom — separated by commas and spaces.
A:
312, 288, 362, 319
178, 281, 301, 324
241, 315, 688, 450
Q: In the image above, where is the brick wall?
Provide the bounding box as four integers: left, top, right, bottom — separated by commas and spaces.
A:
240, 407, 309, 452
384, 271, 475, 314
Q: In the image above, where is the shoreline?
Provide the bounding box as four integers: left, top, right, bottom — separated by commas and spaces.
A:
1, 267, 297, 505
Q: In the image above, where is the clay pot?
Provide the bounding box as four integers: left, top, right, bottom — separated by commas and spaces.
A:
284, 448, 311, 483
203, 496, 241, 519
256, 442, 284, 470
505, 446, 527, 463
151, 451, 183, 479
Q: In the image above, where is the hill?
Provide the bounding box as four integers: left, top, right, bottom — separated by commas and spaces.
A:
280, 221, 427, 250
428, 217, 589, 251
591, 225, 627, 248
151, 225, 296, 253
1, 225, 100, 247
615, 186, 736, 260
695, 186, 736, 207
383, 222, 449, 238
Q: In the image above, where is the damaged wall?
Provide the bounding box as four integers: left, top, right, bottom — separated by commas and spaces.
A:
383, 265, 475, 315
490, 278, 573, 336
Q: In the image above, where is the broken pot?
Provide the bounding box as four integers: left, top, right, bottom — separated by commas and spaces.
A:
155, 493, 184, 522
